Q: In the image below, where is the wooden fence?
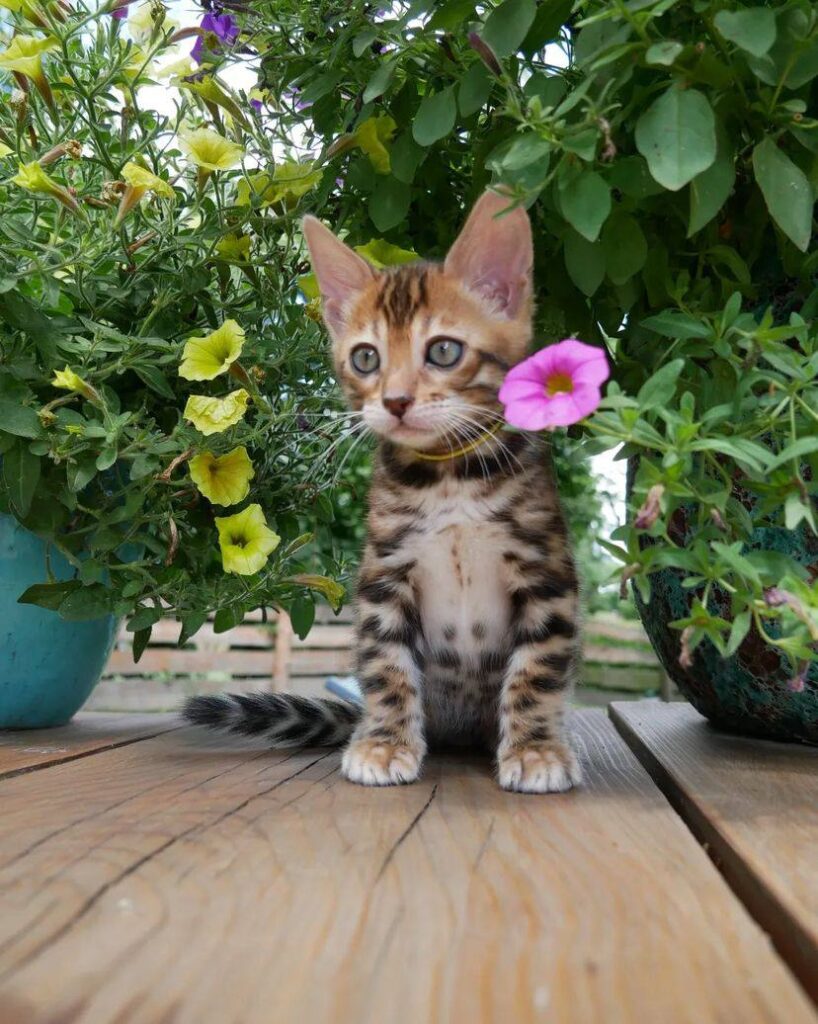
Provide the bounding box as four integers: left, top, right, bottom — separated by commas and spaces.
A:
88, 606, 669, 712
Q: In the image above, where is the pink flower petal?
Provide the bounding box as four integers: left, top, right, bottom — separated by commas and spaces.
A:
502, 395, 557, 431
497, 377, 545, 403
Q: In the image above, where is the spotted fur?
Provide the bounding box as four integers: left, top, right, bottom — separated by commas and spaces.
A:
185, 190, 581, 794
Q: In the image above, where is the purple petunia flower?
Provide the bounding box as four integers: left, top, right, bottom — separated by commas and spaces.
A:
110, 0, 133, 19
191, 12, 239, 63
250, 97, 263, 112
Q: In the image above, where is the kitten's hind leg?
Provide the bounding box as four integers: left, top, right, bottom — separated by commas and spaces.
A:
496, 597, 582, 794
342, 587, 426, 787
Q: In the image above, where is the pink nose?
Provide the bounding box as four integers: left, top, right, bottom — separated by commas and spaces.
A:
383, 395, 414, 419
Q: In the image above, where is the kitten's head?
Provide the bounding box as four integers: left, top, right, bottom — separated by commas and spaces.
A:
302, 189, 533, 451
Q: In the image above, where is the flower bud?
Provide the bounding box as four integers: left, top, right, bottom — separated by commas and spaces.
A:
634, 484, 664, 529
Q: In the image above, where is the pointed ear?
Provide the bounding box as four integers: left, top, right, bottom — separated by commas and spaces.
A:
444, 189, 533, 318
302, 215, 376, 335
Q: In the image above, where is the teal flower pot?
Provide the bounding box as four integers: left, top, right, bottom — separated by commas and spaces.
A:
0, 515, 118, 729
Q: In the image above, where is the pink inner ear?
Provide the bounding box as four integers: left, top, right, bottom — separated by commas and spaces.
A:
444, 191, 533, 317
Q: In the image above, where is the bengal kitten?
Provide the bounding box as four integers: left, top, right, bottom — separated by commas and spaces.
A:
184, 190, 581, 793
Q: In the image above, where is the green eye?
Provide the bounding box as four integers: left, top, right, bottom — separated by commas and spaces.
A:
350, 345, 380, 374
426, 337, 464, 368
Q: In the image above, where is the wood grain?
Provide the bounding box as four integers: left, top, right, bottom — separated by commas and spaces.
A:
0, 710, 813, 1023
610, 700, 818, 1005
0, 713, 178, 780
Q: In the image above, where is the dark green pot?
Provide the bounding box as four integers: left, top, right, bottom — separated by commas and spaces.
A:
632, 491, 818, 745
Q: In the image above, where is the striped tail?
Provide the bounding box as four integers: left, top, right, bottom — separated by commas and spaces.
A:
182, 692, 361, 748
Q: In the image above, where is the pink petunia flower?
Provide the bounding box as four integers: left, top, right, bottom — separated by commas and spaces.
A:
498, 339, 610, 430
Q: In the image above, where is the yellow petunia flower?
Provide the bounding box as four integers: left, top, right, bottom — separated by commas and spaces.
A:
171, 71, 247, 127
215, 503, 280, 575
115, 160, 175, 224
119, 46, 151, 85
189, 445, 254, 506
0, 35, 57, 109
215, 233, 251, 261
179, 127, 244, 172
12, 161, 82, 215
128, 1, 176, 44
234, 160, 321, 208
354, 115, 396, 175
184, 388, 249, 435
234, 170, 277, 208
179, 319, 245, 381
51, 366, 101, 403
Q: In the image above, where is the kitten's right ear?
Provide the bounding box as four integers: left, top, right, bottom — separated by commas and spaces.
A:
302, 216, 375, 335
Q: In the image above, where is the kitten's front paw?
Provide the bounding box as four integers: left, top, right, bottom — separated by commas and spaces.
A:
498, 741, 582, 794
342, 737, 424, 787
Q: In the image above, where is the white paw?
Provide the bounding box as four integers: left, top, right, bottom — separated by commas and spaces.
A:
341, 738, 423, 786
498, 743, 582, 794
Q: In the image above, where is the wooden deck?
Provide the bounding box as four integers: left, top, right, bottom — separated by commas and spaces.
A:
1, 704, 816, 1023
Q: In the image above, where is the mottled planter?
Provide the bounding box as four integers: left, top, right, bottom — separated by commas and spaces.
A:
0, 515, 118, 729
632, 477, 818, 745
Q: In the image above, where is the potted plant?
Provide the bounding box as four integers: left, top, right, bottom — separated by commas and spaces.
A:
242, 0, 817, 741
0, 0, 351, 726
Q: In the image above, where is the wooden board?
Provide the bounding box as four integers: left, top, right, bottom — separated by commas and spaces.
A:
0, 711, 814, 1023
0, 713, 177, 780
610, 700, 818, 1005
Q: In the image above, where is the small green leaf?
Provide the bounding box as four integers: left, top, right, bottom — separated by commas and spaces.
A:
390, 133, 425, 184
726, 610, 751, 656
767, 437, 818, 472
127, 605, 162, 632
289, 596, 315, 640
17, 580, 80, 610
412, 86, 457, 147
558, 170, 611, 242
635, 86, 716, 191
134, 365, 175, 400
563, 230, 605, 296
636, 359, 684, 411
58, 583, 112, 622
0, 400, 45, 439
645, 41, 683, 65
368, 176, 410, 232
352, 28, 378, 57
214, 605, 243, 633
3, 442, 40, 517
458, 62, 492, 117
179, 610, 208, 646
688, 147, 735, 236
752, 138, 813, 252
502, 134, 552, 172
363, 60, 396, 103
132, 627, 152, 663
714, 8, 777, 57
641, 310, 711, 339
481, 0, 536, 58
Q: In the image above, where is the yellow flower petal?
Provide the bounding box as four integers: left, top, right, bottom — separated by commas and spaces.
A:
234, 160, 321, 208
179, 319, 245, 381
215, 503, 280, 575
121, 161, 175, 198
51, 366, 88, 393
128, 1, 176, 43
183, 389, 249, 435
215, 233, 251, 261
234, 170, 277, 207
0, 142, 12, 158
0, 34, 56, 81
189, 445, 254, 506
179, 127, 244, 171
353, 115, 396, 175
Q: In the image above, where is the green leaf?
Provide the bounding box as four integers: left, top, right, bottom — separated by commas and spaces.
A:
428, 0, 475, 31
601, 212, 647, 284
458, 62, 492, 117
179, 610, 208, 646
352, 28, 378, 57
134, 365, 175, 400
609, 156, 664, 199
214, 605, 243, 633
127, 605, 163, 632
132, 627, 152, 663
3, 442, 40, 517
368, 176, 410, 231
646, 41, 683, 65
390, 133, 425, 184
363, 60, 396, 104
725, 610, 751, 656
502, 134, 552, 171
641, 310, 711, 339
562, 129, 598, 161
0, 400, 45, 439
558, 170, 611, 242
636, 359, 684, 411
58, 583, 112, 621
412, 86, 457, 146
714, 8, 777, 57
767, 437, 818, 472
752, 138, 813, 252
563, 230, 605, 296
289, 596, 315, 640
66, 456, 98, 493
635, 86, 716, 191
481, 0, 536, 58
17, 580, 80, 610
688, 146, 735, 236
520, 0, 572, 55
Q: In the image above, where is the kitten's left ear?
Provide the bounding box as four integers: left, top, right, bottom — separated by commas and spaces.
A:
444, 189, 533, 318
302, 215, 376, 335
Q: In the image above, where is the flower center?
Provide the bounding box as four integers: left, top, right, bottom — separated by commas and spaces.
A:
230, 535, 247, 548
545, 372, 574, 397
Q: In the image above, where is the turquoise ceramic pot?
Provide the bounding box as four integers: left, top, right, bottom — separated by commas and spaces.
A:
0, 515, 118, 728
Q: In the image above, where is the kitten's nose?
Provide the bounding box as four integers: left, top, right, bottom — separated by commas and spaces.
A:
383, 395, 414, 419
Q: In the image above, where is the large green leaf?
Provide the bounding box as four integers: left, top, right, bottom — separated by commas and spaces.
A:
636, 359, 684, 411
688, 144, 736, 236
752, 138, 813, 252
641, 310, 711, 339
368, 177, 411, 231
558, 170, 611, 242
458, 62, 492, 117
0, 401, 45, 439
601, 212, 647, 284
563, 230, 605, 296
412, 86, 457, 146
714, 8, 777, 57
3, 442, 40, 517
635, 87, 716, 191
481, 0, 536, 58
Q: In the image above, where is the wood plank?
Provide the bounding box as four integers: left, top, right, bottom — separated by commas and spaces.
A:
0, 712, 814, 1023
106, 649, 277, 676
610, 700, 818, 1005
287, 649, 354, 675
583, 643, 658, 666
85, 677, 268, 713
0, 713, 177, 780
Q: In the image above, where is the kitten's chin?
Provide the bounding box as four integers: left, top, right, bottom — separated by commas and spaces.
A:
382, 423, 444, 450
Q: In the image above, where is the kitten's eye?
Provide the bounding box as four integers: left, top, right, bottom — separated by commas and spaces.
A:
426, 337, 464, 369
350, 344, 380, 374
